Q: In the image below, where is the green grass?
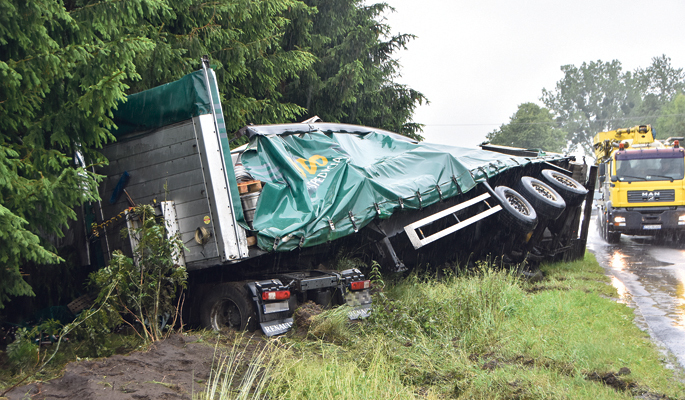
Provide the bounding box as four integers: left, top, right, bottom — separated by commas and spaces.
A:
4, 252, 683, 399
206, 252, 685, 399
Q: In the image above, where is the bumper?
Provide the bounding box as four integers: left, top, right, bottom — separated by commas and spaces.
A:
608, 206, 685, 234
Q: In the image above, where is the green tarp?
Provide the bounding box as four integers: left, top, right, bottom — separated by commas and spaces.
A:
239, 125, 566, 251
112, 70, 211, 137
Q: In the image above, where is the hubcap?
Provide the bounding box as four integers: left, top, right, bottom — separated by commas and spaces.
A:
552, 173, 578, 188
211, 299, 242, 330
505, 193, 530, 215
532, 182, 556, 200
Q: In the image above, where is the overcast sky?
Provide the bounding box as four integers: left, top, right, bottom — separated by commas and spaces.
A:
384, 0, 685, 148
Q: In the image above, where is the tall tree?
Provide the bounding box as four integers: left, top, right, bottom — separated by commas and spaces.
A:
541, 56, 685, 156
280, 0, 427, 140
656, 93, 685, 138
0, 0, 316, 309
631, 55, 685, 128
486, 103, 567, 153
541, 60, 640, 155
127, 0, 318, 131
0, 0, 165, 308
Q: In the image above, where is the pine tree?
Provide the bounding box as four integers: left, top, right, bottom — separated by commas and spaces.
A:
0, 0, 165, 308
126, 0, 318, 131
280, 0, 427, 139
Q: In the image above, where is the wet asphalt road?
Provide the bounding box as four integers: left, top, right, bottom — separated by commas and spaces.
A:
586, 215, 685, 369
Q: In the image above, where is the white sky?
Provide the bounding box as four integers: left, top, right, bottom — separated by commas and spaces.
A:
384, 0, 685, 148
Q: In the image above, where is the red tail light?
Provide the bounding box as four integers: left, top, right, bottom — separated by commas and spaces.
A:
350, 280, 371, 291
262, 290, 290, 301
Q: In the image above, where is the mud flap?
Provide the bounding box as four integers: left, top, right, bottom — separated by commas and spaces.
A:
339, 269, 372, 319
260, 318, 294, 337
247, 280, 293, 336
345, 288, 372, 319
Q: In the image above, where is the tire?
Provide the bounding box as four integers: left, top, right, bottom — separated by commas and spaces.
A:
606, 230, 621, 244
517, 176, 566, 220
598, 211, 620, 244
539, 169, 588, 207
200, 282, 257, 331
495, 186, 538, 233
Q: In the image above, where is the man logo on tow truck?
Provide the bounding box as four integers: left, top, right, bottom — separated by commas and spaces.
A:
642, 191, 660, 201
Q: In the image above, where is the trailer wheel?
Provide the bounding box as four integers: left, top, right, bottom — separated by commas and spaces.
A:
200, 283, 256, 332
540, 169, 587, 207
517, 176, 566, 220
495, 186, 537, 233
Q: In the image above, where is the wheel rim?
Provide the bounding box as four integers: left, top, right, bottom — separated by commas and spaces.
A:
551, 173, 579, 189
505, 192, 531, 216
531, 182, 557, 201
210, 299, 243, 330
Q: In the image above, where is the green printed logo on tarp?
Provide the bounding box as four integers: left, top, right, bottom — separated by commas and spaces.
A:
292, 155, 347, 193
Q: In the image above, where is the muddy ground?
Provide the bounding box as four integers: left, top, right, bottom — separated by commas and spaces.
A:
1, 303, 326, 400
2, 334, 231, 400
0, 301, 678, 399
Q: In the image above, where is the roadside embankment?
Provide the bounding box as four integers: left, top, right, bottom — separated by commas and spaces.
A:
3, 252, 684, 399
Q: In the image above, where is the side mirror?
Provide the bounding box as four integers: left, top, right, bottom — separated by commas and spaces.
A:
599, 175, 606, 184
598, 163, 606, 184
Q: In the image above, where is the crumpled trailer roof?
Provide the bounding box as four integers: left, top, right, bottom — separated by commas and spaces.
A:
236, 123, 571, 252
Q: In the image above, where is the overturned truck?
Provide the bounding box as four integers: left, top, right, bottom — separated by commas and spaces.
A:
87, 60, 595, 336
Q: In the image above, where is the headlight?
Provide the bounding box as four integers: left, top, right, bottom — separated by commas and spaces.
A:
614, 216, 626, 227
679, 215, 685, 225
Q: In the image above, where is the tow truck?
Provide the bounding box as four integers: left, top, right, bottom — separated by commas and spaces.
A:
593, 125, 685, 243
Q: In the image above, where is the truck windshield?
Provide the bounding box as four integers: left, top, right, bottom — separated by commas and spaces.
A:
616, 157, 685, 182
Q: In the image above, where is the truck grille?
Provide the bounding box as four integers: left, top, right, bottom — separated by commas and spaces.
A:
627, 189, 675, 203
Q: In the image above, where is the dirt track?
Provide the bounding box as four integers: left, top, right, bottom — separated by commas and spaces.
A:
5, 334, 220, 400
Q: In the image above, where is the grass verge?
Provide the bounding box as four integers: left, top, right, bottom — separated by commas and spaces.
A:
205, 252, 685, 399
4, 251, 683, 399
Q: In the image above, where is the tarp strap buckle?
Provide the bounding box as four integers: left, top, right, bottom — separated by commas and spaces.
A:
416, 191, 422, 210
328, 218, 335, 231
348, 211, 358, 233
477, 167, 488, 182
451, 176, 463, 195
299, 236, 305, 249
374, 203, 380, 215
398, 197, 404, 209
436, 185, 443, 201
273, 237, 280, 251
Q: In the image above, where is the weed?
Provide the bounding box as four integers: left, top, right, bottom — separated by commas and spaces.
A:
89, 204, 187, 343
198, 335, 278, 400
6, 328, 39, 374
